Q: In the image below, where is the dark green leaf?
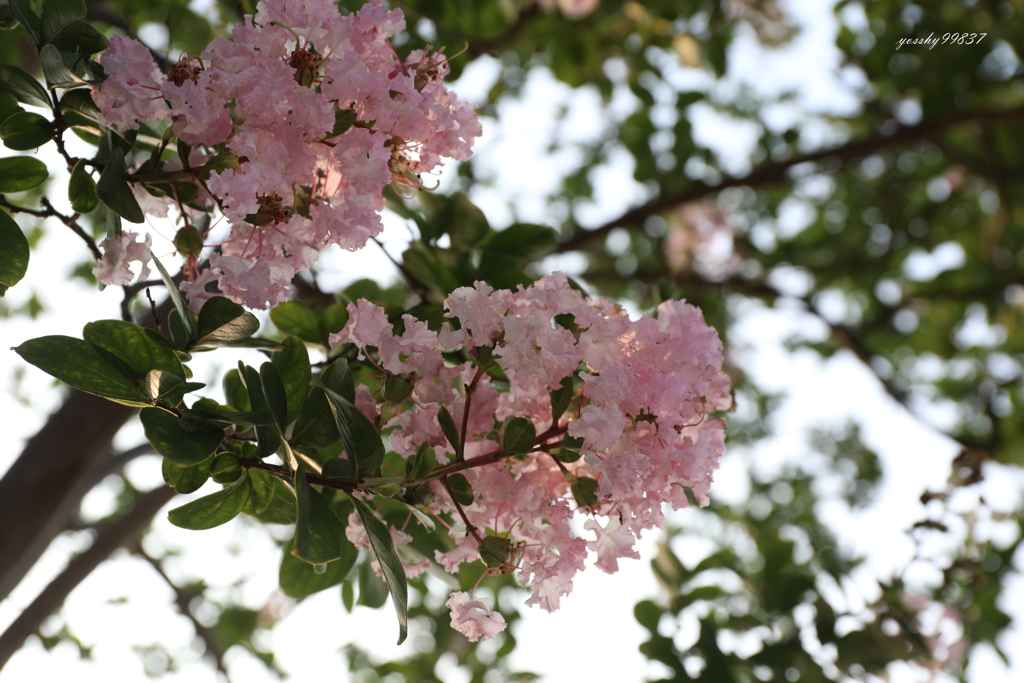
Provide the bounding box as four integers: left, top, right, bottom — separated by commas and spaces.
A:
162, 457, 211, 494
40, 44, 82, 88
357, 556, 389, 608
383, 373, 413, 405
83, 319, 185, 379
320, 357, 355, 403
570, 476, 599, 510
322, 457, 354, 482
329, 108, 356, 137
247, 468, 277, 514
317, 378, 384, 479
292, 468, 345, 564
14, 335, 150, 406
9, 0, 41, 38
501, 417, 536, 457
222, 368, 250, 411
447, 473, 474, 506
0, 91, 21, 124
68, 158, 97, 213
0, 156, 48, 192
552, 434, 584, 463
152, 255, 195, 340
478, 223, 558, 273
405, 443, 436, 482
271, 336, 310, 425
240, 363, 282, 458
270, 301, 325, 346
140, 407, 223, 466
279, 535, 356, 600
193, 296, 260, 350
96, 148, 144, 223
142, 369, 203, 406
1, 111, 53, 150
49, 19, 107, 55
0, 209, 29, 290
41, 0, 86, 45
437, 405, 460, 454
291, 388, 339, 448
350, 494, 408, 644
209, 452, 242, 484
0, 63, 51, 107
167, 471, 251, 530
549, 376, 574, 424
260, 362, 289, 432
342, 580, 355, 612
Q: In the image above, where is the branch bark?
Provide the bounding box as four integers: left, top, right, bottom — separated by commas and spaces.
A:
0, 485, 176, 669
0, 298, 173, 604
557, 104, 1024, 253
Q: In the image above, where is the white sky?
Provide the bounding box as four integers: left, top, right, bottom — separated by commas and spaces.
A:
1, 0, 1022, 681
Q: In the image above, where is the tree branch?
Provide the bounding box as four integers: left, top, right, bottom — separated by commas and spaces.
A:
557, 104, 1024, 253
0, 485, 176, 669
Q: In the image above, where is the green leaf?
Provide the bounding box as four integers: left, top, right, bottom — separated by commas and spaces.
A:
83, 319, 185, 380
222, 368, 250, 411
96, 148, 144, 224
260, 362, 289, 432
0, 63, 51, 107
447, 192, 490, 247
0, 91, 21, 124
357, 556, 389, 608
192, 296, 260, 350
49, 19, 108, 56
552, 434, 584, 463
570, 476, 599, 510
0, 111, 53, 151
0, 210, 29, 290
9, 0, 41, 38
40, 44, 83, 88
291, 388, 338, 448
320, 357, 355, 403
209, 452, 242, 484
152, 255, 196, 340
501, 417, 536, 457
142, 369, 203, 406
167, 471, 252, 530
350, 495, 409, 644
322, 457, 354, 482
67, 158, 97, 213
329, 108, 356, 137
38, 0, 107, 54
140, 408, 224, 466
549, 376, 574, 424
405, 443, 436, 482
478, 223, 558, 273
247, 468, 277, 514
447, 473, 474, 506
292, 468, 345, 564
342, 580, 355, 612
270, 301, 325, 346
272, 336, 310, 425
14, 335, 150, 406
162, 457, 211, 494
317, 379, 384, 479
0, 156, 48, 193
437, 405, 460, 454
40, 0, 86, 45
279, 535, 357, 600
240, 363, 282, 458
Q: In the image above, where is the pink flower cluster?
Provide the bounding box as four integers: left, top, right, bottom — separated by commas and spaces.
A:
91, 0, 480, 309
332, 272, 731, 640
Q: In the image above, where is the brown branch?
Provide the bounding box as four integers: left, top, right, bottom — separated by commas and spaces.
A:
0, 195, 101, 260
557, 104, 1024, 253
0, 485, 176, 669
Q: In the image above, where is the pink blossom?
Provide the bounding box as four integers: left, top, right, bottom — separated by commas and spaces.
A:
92, 37, 168, 131
92, 231, 152, 286
446, 592, 507, 642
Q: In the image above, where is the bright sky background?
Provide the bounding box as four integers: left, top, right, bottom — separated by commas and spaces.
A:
1, 0, 1022, 681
